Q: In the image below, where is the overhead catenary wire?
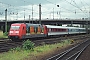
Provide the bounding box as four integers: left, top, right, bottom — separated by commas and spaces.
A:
45, 0, 75, 13
0, 0, 90, 19
0, 1, 40, 14
46, 0, 89, 17
64, 0, 88, 17
0, 1, 41, 20
45, 0, 88, 17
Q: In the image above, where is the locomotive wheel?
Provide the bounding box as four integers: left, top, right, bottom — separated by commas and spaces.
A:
11, 39, 20, 42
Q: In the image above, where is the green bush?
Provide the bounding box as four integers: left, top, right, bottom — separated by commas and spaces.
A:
22, 39, 35, 50
3, 32, 8, 36
10, 47, 21, 52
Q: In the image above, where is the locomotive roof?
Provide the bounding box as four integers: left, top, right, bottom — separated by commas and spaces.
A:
11, 23, 41, 25
26, 23, 42, 28
26, 23, 41, 25
11, 23, 24, 25
11, 23, 42, 27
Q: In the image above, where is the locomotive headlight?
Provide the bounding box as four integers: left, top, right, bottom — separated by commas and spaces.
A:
10, 31, 13, 33
15, 31, 19, 33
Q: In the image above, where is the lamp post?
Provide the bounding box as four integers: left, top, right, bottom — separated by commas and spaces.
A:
39, 4, 41, 24
29, 15, 30, 23
23, 1, 26, 23
89, 11, 90, 20
32, 5, 33, 24
57, 5, 61, 19
53, 8, 54, 20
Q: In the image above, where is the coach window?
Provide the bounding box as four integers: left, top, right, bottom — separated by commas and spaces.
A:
61, 29, 63, 32
51, 28, 53, 31
58, 29, 60, 31
62, 29, 63, 32
59, 29, 61, 31
62, 29, 64, 31
42, 28, 44, 33
63, 29, 66, 31
58, 29, 59, 31
55, 29, 56, 31
49, 28, 51, 32
54, 28, 56, 32
57, 29, 58, 31
51, 28, 52, 31
53, 29, 54, 32
52, 29, 54, 32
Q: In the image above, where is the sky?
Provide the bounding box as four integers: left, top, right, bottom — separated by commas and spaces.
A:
0, 0, 90, 20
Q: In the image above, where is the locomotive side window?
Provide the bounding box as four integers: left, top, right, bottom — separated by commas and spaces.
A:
37, 26, 41, 34
26, 27, 30, 33
30, 26, 35, 34
23, 27, 24, 30
34, 27, 38, 33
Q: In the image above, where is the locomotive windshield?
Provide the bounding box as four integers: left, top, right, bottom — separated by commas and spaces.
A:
10, 26, 20, 30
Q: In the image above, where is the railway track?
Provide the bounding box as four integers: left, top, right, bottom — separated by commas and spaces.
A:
46, 39, 90, 60
0, 38, 10, 42
0, 39, 22, 52
0, 34, 90, 53
33, 34, 90, 46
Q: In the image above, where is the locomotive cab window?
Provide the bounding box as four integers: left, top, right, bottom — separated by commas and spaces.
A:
10, 26, 20, 30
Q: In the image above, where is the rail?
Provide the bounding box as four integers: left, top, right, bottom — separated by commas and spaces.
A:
47, 39, 90, 60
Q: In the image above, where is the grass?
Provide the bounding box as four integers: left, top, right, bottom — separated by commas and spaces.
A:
0, 39, 72, 60
0, 36, 8, 38
0, 31, 8, 38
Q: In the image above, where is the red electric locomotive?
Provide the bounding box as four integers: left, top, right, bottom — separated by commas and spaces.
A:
8, 23, 48, 40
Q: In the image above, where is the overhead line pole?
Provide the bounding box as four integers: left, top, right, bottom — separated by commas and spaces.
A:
29, 15, 30, 23
32, 5, 33, 24
53, 8, 54, 20
89, 10, 90, 20
24, 1, 25, 23
39, 4, 41, 24
5, 9, 7, 33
